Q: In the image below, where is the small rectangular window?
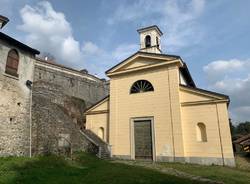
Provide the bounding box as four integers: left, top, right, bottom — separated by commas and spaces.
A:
58, 134, 70, 148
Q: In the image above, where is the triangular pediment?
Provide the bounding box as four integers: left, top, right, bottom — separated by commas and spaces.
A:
117, 57, 168, 71
106, 52, 182, 76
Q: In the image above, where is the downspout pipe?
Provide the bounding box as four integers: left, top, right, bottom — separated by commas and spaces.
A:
26, 80, 33, 158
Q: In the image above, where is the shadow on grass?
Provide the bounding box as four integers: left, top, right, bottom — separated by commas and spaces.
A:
0, 155, 87, 184
0, 153, 204, 184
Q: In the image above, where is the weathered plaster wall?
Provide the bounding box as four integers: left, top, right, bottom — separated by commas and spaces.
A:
0, 39, 35, 156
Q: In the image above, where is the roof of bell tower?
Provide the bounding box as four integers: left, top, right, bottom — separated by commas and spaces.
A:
137, 25, 163, 36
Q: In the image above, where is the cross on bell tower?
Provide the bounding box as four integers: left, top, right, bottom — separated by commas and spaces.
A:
137, 25, 163, 54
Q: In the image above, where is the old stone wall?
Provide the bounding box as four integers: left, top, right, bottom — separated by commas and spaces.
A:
34, 60, 109, 107
33, 60, 109, 129
31, 60, 109, 155
0, 39, 35, 156
0, 40, 109, 156
31, 81, 98, 155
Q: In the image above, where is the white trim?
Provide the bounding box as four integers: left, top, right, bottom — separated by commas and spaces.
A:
130, 117, 156, 161
107, 59, 181, 77
106, 52, 183, 75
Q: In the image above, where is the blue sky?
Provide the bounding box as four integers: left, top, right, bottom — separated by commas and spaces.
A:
1, 0, 250, 123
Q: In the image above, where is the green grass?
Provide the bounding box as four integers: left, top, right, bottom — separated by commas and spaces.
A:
0, 153, 202, 184
159, 156, 250, 184
0, 153, 249, 184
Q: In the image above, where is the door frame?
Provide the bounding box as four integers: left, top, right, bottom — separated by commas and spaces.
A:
130, 117, 156, 161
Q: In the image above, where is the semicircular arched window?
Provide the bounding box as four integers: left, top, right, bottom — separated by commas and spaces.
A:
130, 80, 154, 94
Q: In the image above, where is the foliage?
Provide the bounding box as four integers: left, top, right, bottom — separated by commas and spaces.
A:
230, 121, 250, 139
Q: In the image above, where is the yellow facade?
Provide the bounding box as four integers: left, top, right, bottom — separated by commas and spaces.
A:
85, 26, 235, 167
85, 97, 109, 142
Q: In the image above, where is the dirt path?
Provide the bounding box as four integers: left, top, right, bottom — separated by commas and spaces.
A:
113, 160, 224, 184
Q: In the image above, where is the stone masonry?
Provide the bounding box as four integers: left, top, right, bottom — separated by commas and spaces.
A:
0, 38, 36, 156
30, 59, 109, 155
31, 81, 99, 155
34, 59, 109, 107
0, 12, 110, 156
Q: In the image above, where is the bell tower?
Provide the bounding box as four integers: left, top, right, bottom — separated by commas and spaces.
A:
137, 25, 163, 54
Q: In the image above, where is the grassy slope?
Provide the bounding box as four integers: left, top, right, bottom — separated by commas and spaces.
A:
0, 153, 202, 184
159, 156, 250, 184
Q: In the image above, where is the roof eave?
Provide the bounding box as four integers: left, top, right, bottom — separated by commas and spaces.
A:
105, 51, 182, 75
0, 32, 40, 55
180, 84, 230, 101
137, 25, 163, 36
84, 95, 110, 113
180, 63, 196, 88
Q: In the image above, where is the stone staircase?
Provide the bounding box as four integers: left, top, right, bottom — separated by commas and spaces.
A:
80, 129, 111, 159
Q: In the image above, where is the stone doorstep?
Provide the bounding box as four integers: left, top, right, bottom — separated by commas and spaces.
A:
112, 160, 224, 184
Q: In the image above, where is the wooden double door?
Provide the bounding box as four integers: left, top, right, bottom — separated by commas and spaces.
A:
134, 120, 153, 160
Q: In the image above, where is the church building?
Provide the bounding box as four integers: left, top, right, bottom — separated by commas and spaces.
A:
85, 25, 235, 167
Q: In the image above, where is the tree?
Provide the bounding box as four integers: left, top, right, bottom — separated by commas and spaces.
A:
235, 121, 250, 135
229, 119, 236, 137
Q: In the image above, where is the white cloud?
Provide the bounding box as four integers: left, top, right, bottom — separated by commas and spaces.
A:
80, 41, 138, 78
112, 43, 138, 61
204, 59, 245, 73
203, 59, 250, 83
82, 41, 103, 55
17, 1, 138, 77
161, 0, 205, 51
203, 59, 250, 123
107, 0, 205, 51
81, 41, 111, 77
107, 0, 159, 24
18, 1, 83, 66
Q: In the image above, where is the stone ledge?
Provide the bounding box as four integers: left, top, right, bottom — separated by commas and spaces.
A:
3, 73, 19, 80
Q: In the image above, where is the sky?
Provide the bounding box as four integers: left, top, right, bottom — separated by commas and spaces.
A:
1, 0, 250, 123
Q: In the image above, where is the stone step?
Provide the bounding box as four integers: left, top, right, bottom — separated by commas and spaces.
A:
80, 129, 111, 159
